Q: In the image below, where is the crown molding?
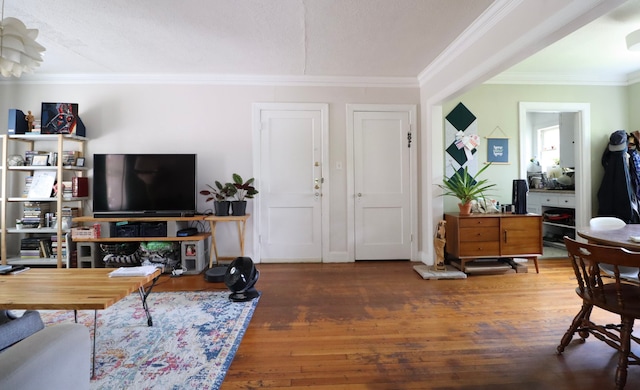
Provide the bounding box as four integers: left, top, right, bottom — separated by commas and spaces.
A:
485, 71, 631, 86
0, 73, 419, 88
418, 0, 519, 86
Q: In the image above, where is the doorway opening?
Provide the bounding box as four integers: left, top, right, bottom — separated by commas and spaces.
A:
518, 102, 592, 259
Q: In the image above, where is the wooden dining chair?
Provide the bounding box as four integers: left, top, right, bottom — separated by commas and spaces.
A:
589, 217, 640, 284
558, 236, 640, 389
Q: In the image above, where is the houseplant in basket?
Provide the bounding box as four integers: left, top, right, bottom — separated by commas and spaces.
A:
200, 181, 236, 216
230, 173, 258, 216
437, 163, 495, 216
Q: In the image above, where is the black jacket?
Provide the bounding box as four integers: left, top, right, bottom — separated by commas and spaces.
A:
597, 147, 640, 223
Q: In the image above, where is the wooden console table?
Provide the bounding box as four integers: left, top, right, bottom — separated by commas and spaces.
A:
444, 213, 543, 273
205, 214, 250, 267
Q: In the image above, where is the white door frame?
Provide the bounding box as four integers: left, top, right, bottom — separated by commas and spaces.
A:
518, 102, 591, 231
346, 104, 418, 261
252, 102, 330, 263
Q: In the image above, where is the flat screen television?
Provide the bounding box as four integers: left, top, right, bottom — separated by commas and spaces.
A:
93, 154, 197, 218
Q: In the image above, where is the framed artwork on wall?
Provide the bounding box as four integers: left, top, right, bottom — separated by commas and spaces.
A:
487, 138, 509, 163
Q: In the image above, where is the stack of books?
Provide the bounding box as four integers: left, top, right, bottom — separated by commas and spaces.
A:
20, 237, 52, 259
50, 235, 66, 259
59, 207, 80, 229
23, 176, 33, 197
22, 202, 51, 228
61, 181, 73, 199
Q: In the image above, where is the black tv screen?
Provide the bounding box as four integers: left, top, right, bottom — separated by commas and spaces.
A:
93, 154, 197, 217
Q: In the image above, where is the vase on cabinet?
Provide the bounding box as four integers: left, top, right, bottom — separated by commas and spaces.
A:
458, 202, 472, 216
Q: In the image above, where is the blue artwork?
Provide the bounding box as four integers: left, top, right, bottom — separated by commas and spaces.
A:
487, 138, 508, 163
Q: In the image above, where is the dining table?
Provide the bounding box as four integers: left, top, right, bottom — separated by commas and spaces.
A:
577, 224, 640, 251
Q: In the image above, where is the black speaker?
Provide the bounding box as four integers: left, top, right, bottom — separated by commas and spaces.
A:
512, 179, 528, 215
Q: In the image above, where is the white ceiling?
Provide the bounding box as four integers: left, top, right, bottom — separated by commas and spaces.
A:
2, 0, 640, 85
494, 0, 640, 85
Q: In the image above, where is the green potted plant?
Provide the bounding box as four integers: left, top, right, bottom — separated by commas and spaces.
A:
200, 181, 237, 216
437, 163, 495, 216
230, 173, 258, 216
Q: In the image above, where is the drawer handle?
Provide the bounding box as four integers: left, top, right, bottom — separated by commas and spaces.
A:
504, 230, 508, 243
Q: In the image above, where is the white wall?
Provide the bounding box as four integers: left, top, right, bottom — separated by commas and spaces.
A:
0, 82, 419, 259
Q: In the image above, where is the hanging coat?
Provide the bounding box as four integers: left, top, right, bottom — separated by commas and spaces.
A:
597, 130, 640, 223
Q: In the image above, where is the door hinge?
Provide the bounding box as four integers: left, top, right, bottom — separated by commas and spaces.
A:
407, 131, 412, 148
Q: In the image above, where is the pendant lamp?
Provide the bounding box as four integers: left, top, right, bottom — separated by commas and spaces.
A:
0, 1, 45, 77
626, 29, 640, 52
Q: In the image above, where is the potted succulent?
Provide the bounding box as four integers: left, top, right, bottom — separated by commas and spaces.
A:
200, 181, 237, 216
230, 173, 258, 216
437, 163, 495, 216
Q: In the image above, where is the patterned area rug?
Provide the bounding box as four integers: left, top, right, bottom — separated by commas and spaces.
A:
39, 291, 260, 390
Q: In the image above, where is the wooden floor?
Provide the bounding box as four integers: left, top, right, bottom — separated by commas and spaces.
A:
153, 259, 640, 389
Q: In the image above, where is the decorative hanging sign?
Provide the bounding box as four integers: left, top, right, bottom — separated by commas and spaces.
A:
445, 102, 478, 178
485, 126, 509, 164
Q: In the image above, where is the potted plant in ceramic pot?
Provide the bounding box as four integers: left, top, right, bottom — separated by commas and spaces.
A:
200, 181, 236, 216
437, 163, 495, 216
230, 173, 258, 216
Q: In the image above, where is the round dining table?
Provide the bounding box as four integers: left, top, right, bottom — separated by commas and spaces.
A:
577, 224, 640, 251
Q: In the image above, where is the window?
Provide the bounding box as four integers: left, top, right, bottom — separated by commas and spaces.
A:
537, 125, 560, 172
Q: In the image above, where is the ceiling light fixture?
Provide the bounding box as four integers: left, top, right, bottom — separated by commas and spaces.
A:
0, 0, 45, 77
626, 29, 640, 51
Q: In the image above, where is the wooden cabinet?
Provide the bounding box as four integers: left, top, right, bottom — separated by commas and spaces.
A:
444, 213, 542, 273
527, 190, 575, 249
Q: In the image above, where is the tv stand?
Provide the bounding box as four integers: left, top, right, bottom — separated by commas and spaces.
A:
73, 215, 210, 274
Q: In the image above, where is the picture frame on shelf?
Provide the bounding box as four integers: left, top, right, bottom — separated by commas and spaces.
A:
31, 155, 49, 166
75, 157, 85, 167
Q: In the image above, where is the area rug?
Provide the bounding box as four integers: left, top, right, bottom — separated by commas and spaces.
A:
39, 291, 260, 390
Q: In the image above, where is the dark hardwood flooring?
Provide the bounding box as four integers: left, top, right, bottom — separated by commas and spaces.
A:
153, 259, 638, 389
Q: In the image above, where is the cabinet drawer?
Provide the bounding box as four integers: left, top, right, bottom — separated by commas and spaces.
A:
459, 227, 500, 242
527, 193, 542, 207
557, 195, 575, 207
458, 218, 499, 228
459, 241, 500, 256
539, 195, 559, 206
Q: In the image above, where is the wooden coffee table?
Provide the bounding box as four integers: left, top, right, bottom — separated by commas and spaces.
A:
0, 268, 161, 377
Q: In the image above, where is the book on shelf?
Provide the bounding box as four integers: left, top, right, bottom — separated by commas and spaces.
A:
71, 177, 88, 197
20, 237, 52, 258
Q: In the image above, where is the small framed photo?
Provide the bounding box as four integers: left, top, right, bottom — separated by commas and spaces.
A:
184, 244, 196, 257
32, 155, 49, 166
75, 157, 85, 167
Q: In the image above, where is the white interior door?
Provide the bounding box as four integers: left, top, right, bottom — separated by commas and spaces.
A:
352, 109, 413, 260
255, 104, 328, 262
